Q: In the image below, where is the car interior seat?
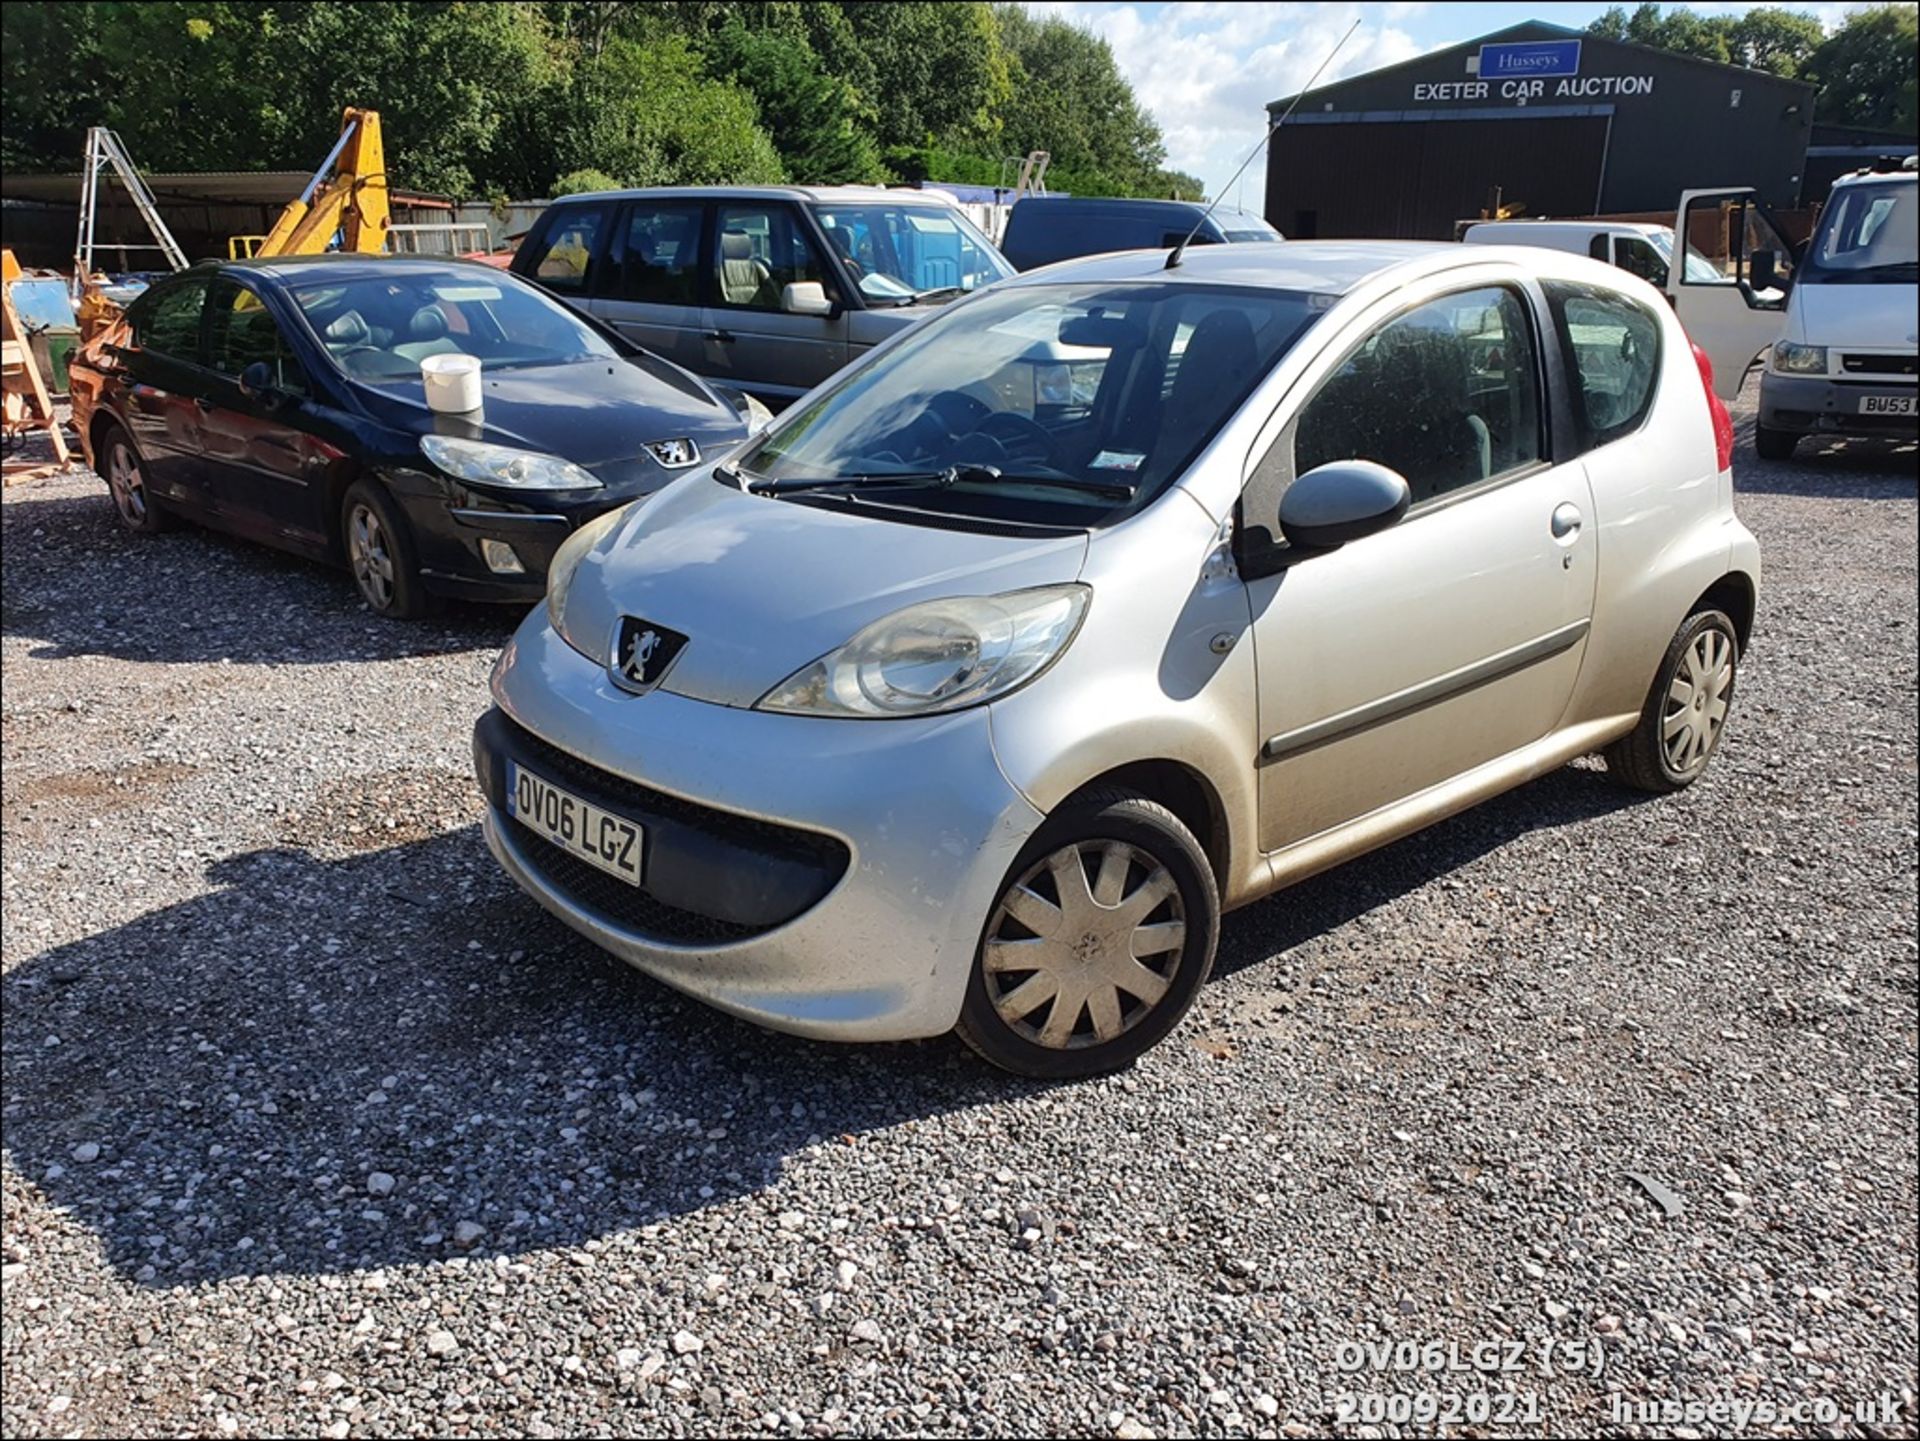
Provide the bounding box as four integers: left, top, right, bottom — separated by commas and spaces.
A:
1372, 327, 1491, 501
392, 304, 464, 363
1155, 309, 1259, 464
719, 230, 772, 307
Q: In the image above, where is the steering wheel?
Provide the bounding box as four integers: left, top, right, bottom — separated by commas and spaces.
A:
972, 411, 1058, 468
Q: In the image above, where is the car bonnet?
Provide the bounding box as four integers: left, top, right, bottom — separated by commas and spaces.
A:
559, 473, 1090, 709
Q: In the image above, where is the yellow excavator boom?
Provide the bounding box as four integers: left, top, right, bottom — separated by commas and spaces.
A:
248, 107, 390, 258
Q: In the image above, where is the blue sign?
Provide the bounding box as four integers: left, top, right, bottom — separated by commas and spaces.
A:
1478, 40, 1582, 79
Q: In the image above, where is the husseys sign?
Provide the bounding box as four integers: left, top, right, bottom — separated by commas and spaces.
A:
1411, 40, 1657, 104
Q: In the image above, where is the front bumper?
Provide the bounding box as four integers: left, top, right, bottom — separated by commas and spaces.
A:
1759, 370, 1918, 439
477, 614, 1046, 1041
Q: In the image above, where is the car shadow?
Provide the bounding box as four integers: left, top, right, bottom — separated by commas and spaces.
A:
5, 762, 1648, 1288
1, 488, 518, 664
1730, 414, 1916, 501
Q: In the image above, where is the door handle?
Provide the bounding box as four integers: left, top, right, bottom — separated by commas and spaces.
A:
193, 396, 216, 412
1550, 502, 1583, 540
704, 329, 735, 344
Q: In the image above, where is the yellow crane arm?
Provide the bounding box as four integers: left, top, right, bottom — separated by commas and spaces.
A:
250, 107, 390, 258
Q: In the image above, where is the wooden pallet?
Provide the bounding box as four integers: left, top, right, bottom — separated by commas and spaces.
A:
2, 248, 71, 467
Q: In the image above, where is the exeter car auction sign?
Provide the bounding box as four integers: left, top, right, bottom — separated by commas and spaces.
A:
1410, 40, 1657, 104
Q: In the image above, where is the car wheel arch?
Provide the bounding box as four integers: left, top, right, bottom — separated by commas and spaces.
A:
1696, 571, 1756, 651
1053, 759, 1231, 896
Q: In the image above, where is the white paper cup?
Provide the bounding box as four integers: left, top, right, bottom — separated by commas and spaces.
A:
420, 352, 483, 414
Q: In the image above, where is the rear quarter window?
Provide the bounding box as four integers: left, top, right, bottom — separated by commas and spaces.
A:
1544, 281, 1662, 451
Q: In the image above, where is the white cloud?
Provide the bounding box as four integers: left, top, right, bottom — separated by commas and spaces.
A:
1019, 2, 1423, 209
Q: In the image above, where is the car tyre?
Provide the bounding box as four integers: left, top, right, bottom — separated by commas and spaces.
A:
1754, 424, 1798, 461
956, 788, 1219, 1078
1605, 608, 1740, 794
98, 422, 173, 534
342, 479, 434, 619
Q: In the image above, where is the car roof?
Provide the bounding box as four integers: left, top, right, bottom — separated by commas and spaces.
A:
1001, 240, 1492, 295
1831, 169, 1916, 189
206, 253, 510, 287
1467, 219, 1663, 235
546, 185, 961, 207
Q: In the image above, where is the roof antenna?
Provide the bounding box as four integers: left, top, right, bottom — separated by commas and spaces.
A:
1167, 18, 1360, 269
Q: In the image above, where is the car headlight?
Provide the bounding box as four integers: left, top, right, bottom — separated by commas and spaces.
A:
420, 435, 602, 490
546, 506, 627, 655
1772, 342, 1827, 375
757, 585, 1090, 718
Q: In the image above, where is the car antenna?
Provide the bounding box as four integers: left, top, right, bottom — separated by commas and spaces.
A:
1167, 18, 1360, 270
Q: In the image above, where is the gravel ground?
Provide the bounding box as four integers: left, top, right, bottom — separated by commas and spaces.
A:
2, 392, 1914, 1439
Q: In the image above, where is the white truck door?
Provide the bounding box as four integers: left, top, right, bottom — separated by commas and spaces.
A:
1668, 188, 1798, 399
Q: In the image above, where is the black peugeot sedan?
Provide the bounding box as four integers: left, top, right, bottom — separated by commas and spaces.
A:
68, 255, 759, 618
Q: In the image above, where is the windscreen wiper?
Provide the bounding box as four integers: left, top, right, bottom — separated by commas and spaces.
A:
744, 463, 1135, 502
910, 285, 967, 304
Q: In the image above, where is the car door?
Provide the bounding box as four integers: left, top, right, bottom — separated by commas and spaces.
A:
118, 276, 214, 508
196, 276, 328, 550
1667, 188, 1796, 399
597, 198, 711, 373
1243, 281, 1598, 853
706, 201, 848, 402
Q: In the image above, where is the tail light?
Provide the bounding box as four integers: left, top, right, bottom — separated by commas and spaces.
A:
1692, 342, 1734, 472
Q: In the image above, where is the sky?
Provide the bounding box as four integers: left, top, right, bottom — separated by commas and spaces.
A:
1019, 1, 1894, 212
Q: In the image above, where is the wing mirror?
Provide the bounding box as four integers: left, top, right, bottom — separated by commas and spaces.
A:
781, 281, 835, 317
1278, 461, 1412, 552
1748, 248, 1785, 294
239, 360, 292, 409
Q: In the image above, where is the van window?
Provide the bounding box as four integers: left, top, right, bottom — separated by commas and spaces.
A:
1801, 180, 1918, 283
1614, 235, 1670, 287
523, 205, 608, 295
1544, 282, 1661, 448
1292, 286, 1543, 505
614, 201, 704, 305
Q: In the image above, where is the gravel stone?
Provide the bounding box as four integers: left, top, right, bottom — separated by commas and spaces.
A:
2, 397, 1914, 1437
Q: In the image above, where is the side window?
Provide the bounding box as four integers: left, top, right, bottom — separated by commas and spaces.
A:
714, 204, 829, 311
133, 279, 209, 362
1588, 233, 1611, 262
1679, 194, 1793, 304
1613, 236, 1670, 288
206, 280, 308, 395
524, 205, 607, 295
615, 202, 704, 305
1294, 286, 1543, 505
1545, 282, 1661, 449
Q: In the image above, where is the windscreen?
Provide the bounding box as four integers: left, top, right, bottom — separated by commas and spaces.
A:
289, 270, 620, 381
808, 203, 1013, 302
1801, 181, 1919, 283
734, 281, 1322, 527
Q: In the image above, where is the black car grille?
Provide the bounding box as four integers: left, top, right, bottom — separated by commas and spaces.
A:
510, 821, 765, 945
1840, 353, 1917, 376
493, 715, 849, 946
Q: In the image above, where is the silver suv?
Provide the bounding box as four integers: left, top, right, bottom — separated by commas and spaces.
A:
476, 241, 1760, 1077
512, 185, 1013, 406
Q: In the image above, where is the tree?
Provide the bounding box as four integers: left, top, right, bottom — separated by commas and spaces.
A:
1806, 4, 1920, 133
551, 168, 621, 196
1725, 8, 1823, 78
994, 5, 1166, 195
834, 2, 1010, 150
700, 19, 885, 183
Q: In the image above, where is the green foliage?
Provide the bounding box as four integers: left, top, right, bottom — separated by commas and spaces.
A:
550, 168, 621, 197
1587, 3, 1915, 131
2, 0, 1200, 202
1805, 5, 1920, 134
701, 18, 886, 183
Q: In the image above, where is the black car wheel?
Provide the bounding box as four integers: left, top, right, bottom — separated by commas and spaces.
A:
343, 480, 433, 619
99, 423, 171, 534
1606, 608, 1740, 793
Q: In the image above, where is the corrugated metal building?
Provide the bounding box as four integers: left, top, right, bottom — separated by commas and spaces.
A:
1265, 21, 1816, 240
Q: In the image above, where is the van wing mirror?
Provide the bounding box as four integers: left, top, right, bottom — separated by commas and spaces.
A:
1748, 247, 1783, 295
1277, 461, 1412, 552
781, 281, 835, 317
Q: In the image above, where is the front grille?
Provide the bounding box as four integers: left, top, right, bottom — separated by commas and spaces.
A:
489, 713, 849, 946
1841, 353, 1918, 376
511, 820, 765, 944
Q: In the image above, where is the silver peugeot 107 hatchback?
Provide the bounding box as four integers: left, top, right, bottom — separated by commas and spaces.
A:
474, 241, 1760, 1077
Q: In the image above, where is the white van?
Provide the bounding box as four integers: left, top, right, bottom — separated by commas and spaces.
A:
1666, 166, 1918, 457
1462, 219, 1718, 290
